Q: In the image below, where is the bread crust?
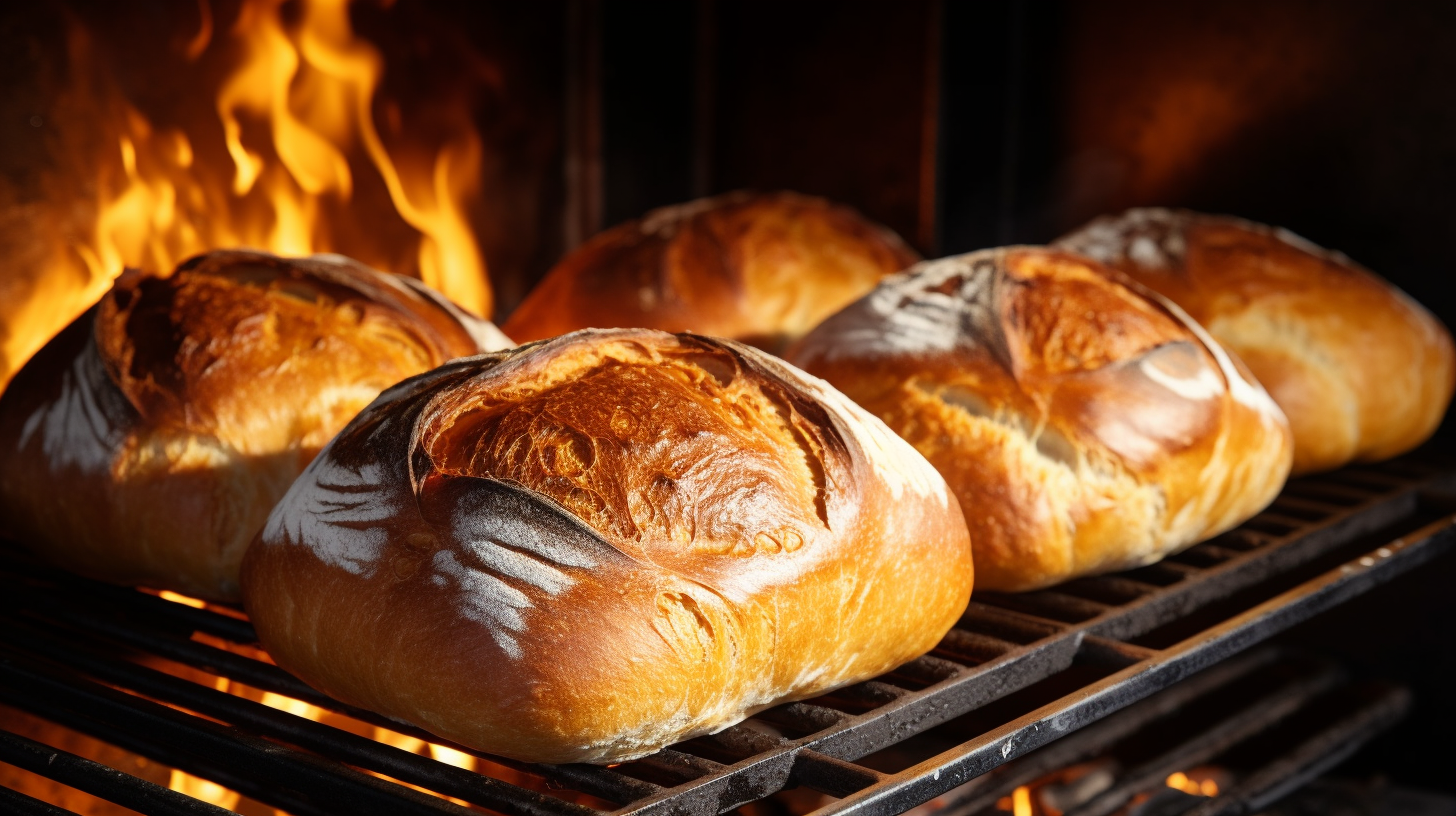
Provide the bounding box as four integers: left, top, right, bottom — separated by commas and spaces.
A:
1056, 208, 1456, 474
502, 191, 920, 353
241, 329, 971, 764
0, 250, 508, 601
788, 247, 1292, 592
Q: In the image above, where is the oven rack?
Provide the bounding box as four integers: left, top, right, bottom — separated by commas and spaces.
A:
0, 453, 1453, 816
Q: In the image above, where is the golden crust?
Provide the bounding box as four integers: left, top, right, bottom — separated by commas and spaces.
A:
787, 246, 1293, 592
1056, 208, 1456, 474
0, 250, 509, 601
502, 191, 920, 353
241, 329, 972, 764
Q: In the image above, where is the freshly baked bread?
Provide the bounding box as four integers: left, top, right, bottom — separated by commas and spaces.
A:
241, 329, 971, 764
0, 250, 509, 602
787, 247, 1293, 592
502, 191, 920, 353
1056, 208, 1456, 474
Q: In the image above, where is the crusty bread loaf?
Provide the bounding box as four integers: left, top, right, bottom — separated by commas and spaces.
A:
1056, 208, 1455, 474
787, 247, 1292, 592
0, 250, 509, 602
502, 191, 920, 353
241, 329, 972, 764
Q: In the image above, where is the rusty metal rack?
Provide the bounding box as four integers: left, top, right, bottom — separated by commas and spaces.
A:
0, 453, 1453, 816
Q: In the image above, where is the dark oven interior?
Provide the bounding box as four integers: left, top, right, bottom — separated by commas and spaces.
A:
0, 1, 1454, 814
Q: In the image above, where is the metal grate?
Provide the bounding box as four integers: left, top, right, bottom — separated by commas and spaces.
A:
1, 453, 1453, 816
928, 648, 1412, 816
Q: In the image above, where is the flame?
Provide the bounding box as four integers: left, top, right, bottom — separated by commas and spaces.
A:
1166, 771, 1218, 797
375, 726, 428, 753
1, 0, 492, 389
1012, 785, 1033, 816
261, 691, 328, 721
158, 590, 207, 609
428, 742, 477, 771
167, 770, 242, 810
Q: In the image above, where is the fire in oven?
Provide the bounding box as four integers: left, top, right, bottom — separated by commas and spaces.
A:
0, 2, 1453, 815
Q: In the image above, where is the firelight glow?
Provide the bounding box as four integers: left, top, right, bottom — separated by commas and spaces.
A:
0, 0, 491, 391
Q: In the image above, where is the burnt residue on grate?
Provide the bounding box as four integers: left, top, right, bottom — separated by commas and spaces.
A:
0, 453, 1453, 816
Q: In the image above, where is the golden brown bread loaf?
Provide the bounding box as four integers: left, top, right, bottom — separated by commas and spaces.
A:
0, 250, 510, 602
787, 247, 1293, 592
241, 329, 972, 764
502, 191, 920, 353
1056, 208, 1456, 474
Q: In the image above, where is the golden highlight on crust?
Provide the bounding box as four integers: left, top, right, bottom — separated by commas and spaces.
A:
502, 191, 920, 353
789, 246, 1293, 592
1056, 208, 1456, 474
242, 329, 972, 764
422, 338, 836, 557
0, 250, 508, 601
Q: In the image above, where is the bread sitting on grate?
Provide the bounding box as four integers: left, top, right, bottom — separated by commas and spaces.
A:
241, 329, 973, 764
0, 250, 509, 602
786, 246, 1293, 593
502, 191, 920, 355
1056, 208, 1456, 475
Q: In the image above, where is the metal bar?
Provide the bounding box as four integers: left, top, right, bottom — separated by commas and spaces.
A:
1186, 685, 1414, 816
0, 785, 79, 816
934, 630, 1020, 664
976, 592, 1111, 623
0, 575, 666, 807
0, 728, 233, 816
1084, 486, 1422, 641
792, 750, 886, 799
0, 621, 600, 816
563, 0, 603, 249
0, 559, 255, 643
928, 649, 1289, 816
1066, 666, 1347, 816
613, 633, 1082, 816
0, 649, 481, 816
805, 513, 1456, 816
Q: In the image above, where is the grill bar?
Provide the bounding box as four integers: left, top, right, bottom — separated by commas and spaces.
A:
0, 566, 659, 807
0, 649, 476, 816
810, 511, 1456, 816
0, 785, 78, 816
924, 649, 1291, 814
0, 620, 597, 816
0, 455, 1450, 816
1189, 685, 1414, 816
1066, 668, 1347, 816
0, 727, 233, 816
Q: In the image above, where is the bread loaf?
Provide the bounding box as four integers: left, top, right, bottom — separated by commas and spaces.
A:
1056, 208, 1455, 474
0, 250, 509, 601
502, 191, 919, 353
787, 246, 1292, 592
241, 329, 972, 764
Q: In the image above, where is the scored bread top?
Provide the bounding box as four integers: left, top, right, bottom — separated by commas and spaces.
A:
95, 251, 506, 456
789, 246, 1292, 591
0, 250, 508, 601
244, 329, 970, 763
1056, 208, 1455, 473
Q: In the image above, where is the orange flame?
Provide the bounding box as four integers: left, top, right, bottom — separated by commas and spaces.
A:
1012, 785, 1033, 816
167, 770, 242, 810
0, 0, 491, 389
1166, 771, 1219, 797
